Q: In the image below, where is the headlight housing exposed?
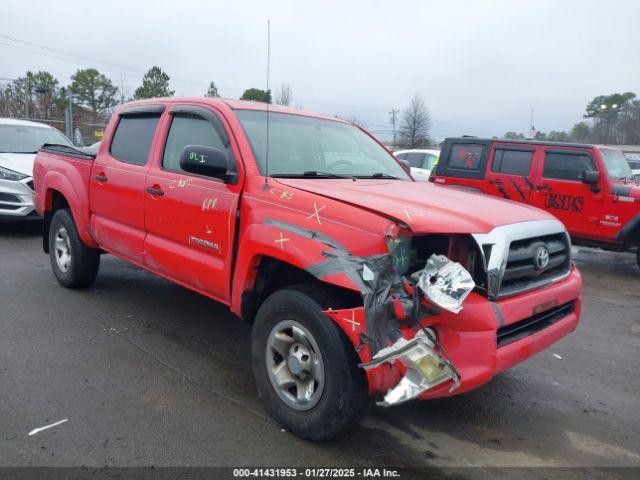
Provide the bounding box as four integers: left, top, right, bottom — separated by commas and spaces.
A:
417, 254, 475, 313
0, 166, 28, 182
386, 232, 412, 276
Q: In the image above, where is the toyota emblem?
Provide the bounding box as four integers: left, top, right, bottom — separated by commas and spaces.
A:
534, 246, 550, 270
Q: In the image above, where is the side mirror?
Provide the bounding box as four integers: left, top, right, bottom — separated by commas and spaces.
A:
179, 145, 229, 181
582, 170, 600, 184
399, 159, 411, 171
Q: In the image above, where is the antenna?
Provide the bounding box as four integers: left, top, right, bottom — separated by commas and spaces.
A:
264, 19, 271, 185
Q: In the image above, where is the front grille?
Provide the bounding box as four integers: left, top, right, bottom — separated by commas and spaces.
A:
499, 233, 570, 297
0, 193, 21, 203
497, 301, 575, 347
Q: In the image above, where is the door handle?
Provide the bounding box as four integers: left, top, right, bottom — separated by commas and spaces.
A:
536, 185, 553, 192
146, 186, 164, 196
95, 174, 108, 182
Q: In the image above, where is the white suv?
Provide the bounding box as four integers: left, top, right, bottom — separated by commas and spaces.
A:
394, 149, 440, 181
0, 118, 73, 221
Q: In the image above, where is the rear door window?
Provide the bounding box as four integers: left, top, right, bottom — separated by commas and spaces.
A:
110, 115, 161, 166
491, 149, 533, 175
406, 152, 427, 168
543, 151, 595, 180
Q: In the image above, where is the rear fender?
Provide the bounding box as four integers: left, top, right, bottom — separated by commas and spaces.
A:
42, 170, 97, 249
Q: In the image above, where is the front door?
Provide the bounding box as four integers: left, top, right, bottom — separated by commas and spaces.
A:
143, 104, 241, 303
530, 147, 603, 236
89, 107, 163, 263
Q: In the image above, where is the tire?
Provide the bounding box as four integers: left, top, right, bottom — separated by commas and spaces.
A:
48, 208, 100, 288
251, 284, 368, 441
636, 242, 640, 269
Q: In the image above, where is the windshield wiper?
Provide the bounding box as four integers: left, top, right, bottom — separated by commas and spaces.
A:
271, 171, 351, 179
358, 172, 398, 179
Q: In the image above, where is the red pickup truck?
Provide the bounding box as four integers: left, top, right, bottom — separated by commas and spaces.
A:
431, 137, 640, 268
34, 99, 582, 440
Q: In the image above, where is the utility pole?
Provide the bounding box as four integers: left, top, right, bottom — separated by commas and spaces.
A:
529, 108, 534, 138
65, 89, 74, 141
25, 77, 31, 118
389, 108, 400, 148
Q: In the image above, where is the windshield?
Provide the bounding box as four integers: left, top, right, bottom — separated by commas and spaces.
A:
235, 110, 411, 179
0, 124, 72, 153
600, 148, 634, 180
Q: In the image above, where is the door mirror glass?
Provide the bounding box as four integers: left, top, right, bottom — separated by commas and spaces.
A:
179, 145, 229, 181
582, 170, 600, 184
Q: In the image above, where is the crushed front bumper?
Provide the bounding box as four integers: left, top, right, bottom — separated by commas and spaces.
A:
0, 177, 38, 221
326, 266, 582, 405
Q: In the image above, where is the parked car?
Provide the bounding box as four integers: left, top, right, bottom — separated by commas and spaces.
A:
0, 118, 73, 222
627, 158, 640, 177
394, 149, 440, 181
431, 138, 640, 268
34, 99, 582, 440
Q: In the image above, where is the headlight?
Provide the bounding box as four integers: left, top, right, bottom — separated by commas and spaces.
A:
417, 254, 475, 313
0, 166, 28, 181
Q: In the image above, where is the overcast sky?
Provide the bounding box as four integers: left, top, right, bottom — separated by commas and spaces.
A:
1, 0, 639, 141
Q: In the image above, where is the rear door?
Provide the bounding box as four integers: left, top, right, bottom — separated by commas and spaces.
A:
530, 147, 603, 236
89, 105, 164, 263
143, 104, 242, 303
485, 144, 536, 203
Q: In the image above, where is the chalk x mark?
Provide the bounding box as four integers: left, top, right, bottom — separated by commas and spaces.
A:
307, 203, 326, 226
342, 310, 361, 332
274, 232, 290, 250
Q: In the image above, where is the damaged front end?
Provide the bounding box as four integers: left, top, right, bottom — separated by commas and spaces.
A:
300, 220, 477, 406
358, 254, 472, 406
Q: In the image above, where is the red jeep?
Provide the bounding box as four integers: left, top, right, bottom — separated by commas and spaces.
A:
34, 99, 582, 440
431, 138, 640, 268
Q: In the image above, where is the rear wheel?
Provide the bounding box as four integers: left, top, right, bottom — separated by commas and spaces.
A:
49, 208, 100, 288
251, 284, 368, 441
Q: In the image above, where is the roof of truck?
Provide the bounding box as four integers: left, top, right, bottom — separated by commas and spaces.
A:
445, 136, 613, 150
117, 97, 349, 124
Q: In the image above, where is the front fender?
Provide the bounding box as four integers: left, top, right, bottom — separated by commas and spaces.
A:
616, 212, 640, 244
230, 222, 360, 317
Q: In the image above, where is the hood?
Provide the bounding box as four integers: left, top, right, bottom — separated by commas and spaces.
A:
0, 153, 36, 176
275, 179, 551, 234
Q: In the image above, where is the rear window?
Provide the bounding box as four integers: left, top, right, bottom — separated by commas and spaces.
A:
449, 144, 484, 171
543, 151, 595, 180
110, 115, 161, 165
491, 149, 533, 175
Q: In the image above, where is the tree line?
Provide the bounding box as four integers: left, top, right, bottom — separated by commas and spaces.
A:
503, 92, 640, 145
0, 66, 434, 149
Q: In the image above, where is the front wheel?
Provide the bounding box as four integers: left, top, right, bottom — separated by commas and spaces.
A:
251, 284, 368, 441
49, 208, 100, 288
636, 241, 640, 269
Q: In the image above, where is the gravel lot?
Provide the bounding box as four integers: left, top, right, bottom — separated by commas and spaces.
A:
1, 222, 638, 477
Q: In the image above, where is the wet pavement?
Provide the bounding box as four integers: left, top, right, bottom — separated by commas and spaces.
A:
1, 223, 638, 477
